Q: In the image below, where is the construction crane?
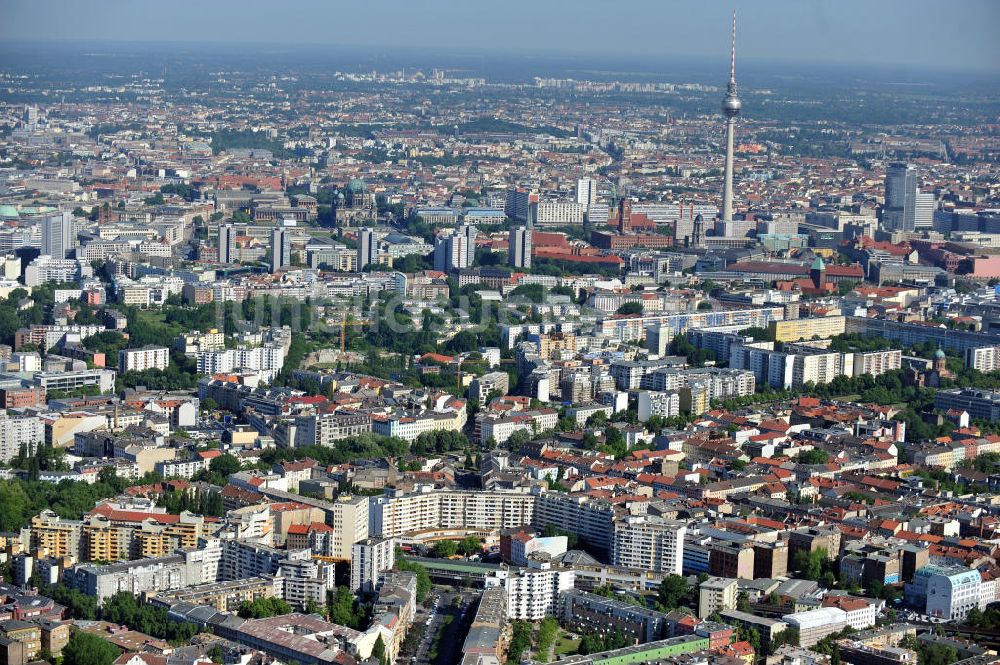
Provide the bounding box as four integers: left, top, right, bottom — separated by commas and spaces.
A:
335, 318, 370, 355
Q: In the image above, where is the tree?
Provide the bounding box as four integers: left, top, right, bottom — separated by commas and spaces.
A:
432, 540, 459, 558
395, 557, 432, 602
656, 574, 689, 611
101, 592, 198, 643
791, 549, 825, 581
209, 453, 241, 478
769, 627, 799, 653
47, 583, 97, 620
328, 586, 363, 629
919, 643, 958, 665
372, 635, 388, 665
798, 449, 830, 465
238, 597, 292, 619
507, 621, 533, 665
616, 302, 643, 316
64, 632, 121, 665
506, 429, 531, 449
459, 536, 482, 555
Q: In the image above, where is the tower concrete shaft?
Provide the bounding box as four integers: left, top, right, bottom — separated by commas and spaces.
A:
722, 116, 736, 222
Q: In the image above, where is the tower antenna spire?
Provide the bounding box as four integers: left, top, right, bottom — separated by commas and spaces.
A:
731, 10, 737, 82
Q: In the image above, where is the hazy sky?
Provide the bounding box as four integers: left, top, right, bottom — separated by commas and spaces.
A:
2, 0, 999, 72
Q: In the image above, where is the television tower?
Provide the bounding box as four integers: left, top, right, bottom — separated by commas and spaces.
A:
720, 10, 741, 222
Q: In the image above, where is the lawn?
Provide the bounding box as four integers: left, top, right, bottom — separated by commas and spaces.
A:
553, 632, 580, 656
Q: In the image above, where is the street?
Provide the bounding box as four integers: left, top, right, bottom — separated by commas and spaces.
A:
409, 590, 476, 665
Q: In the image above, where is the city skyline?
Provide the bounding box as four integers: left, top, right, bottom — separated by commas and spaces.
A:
2, 0, 999, 73
1, 0, 1000, 661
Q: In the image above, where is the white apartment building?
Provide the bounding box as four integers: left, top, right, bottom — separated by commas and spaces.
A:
350, 537, 396, 592
119, 346, 170, 372
0, 415, 44, 463
328, 494, 369, 561
176, 330, 226, 355
533, 492, 615, 553
535, 201, 584, 226
155, 457, 210, 479
637, 390, 681, 422
294, 412, 372, 447
197, 344, 286, 382
822, 597, 877, 630
731, 346, 899, 390
698, 577, 738, 619
277, 555, 336, 607
114, 275, 185, 308
576, 178, 598, 207
371, 410, 465, 442
486, 562, 575, 620
967, 345, 1000, 372
477, 409, 558, 445
468, 371, 510, 403
853, 349, 902, 376
369, 489, 536, 539
611, 515, 686, 574
24, 256, 88, 287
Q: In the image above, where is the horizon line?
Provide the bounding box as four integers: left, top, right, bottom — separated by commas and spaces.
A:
1, 38, 999, 78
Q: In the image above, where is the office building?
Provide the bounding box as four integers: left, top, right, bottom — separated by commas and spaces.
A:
906, 565, 984, 621
270, 227, 290, 273
358, 227, 377, 270
709, 542, 754, 580
934, 388, 1000, 422
782, 607, 848, 647
509, 226, 532, 269
219, 224, 237, 264
434, 224, 476, 272
883, 163, 917, 232
41, 212, 73, 260
576, 178, 598, 207
914, 192, 935, 230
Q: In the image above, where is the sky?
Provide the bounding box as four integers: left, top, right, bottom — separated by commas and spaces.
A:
2, 0, 999, 73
